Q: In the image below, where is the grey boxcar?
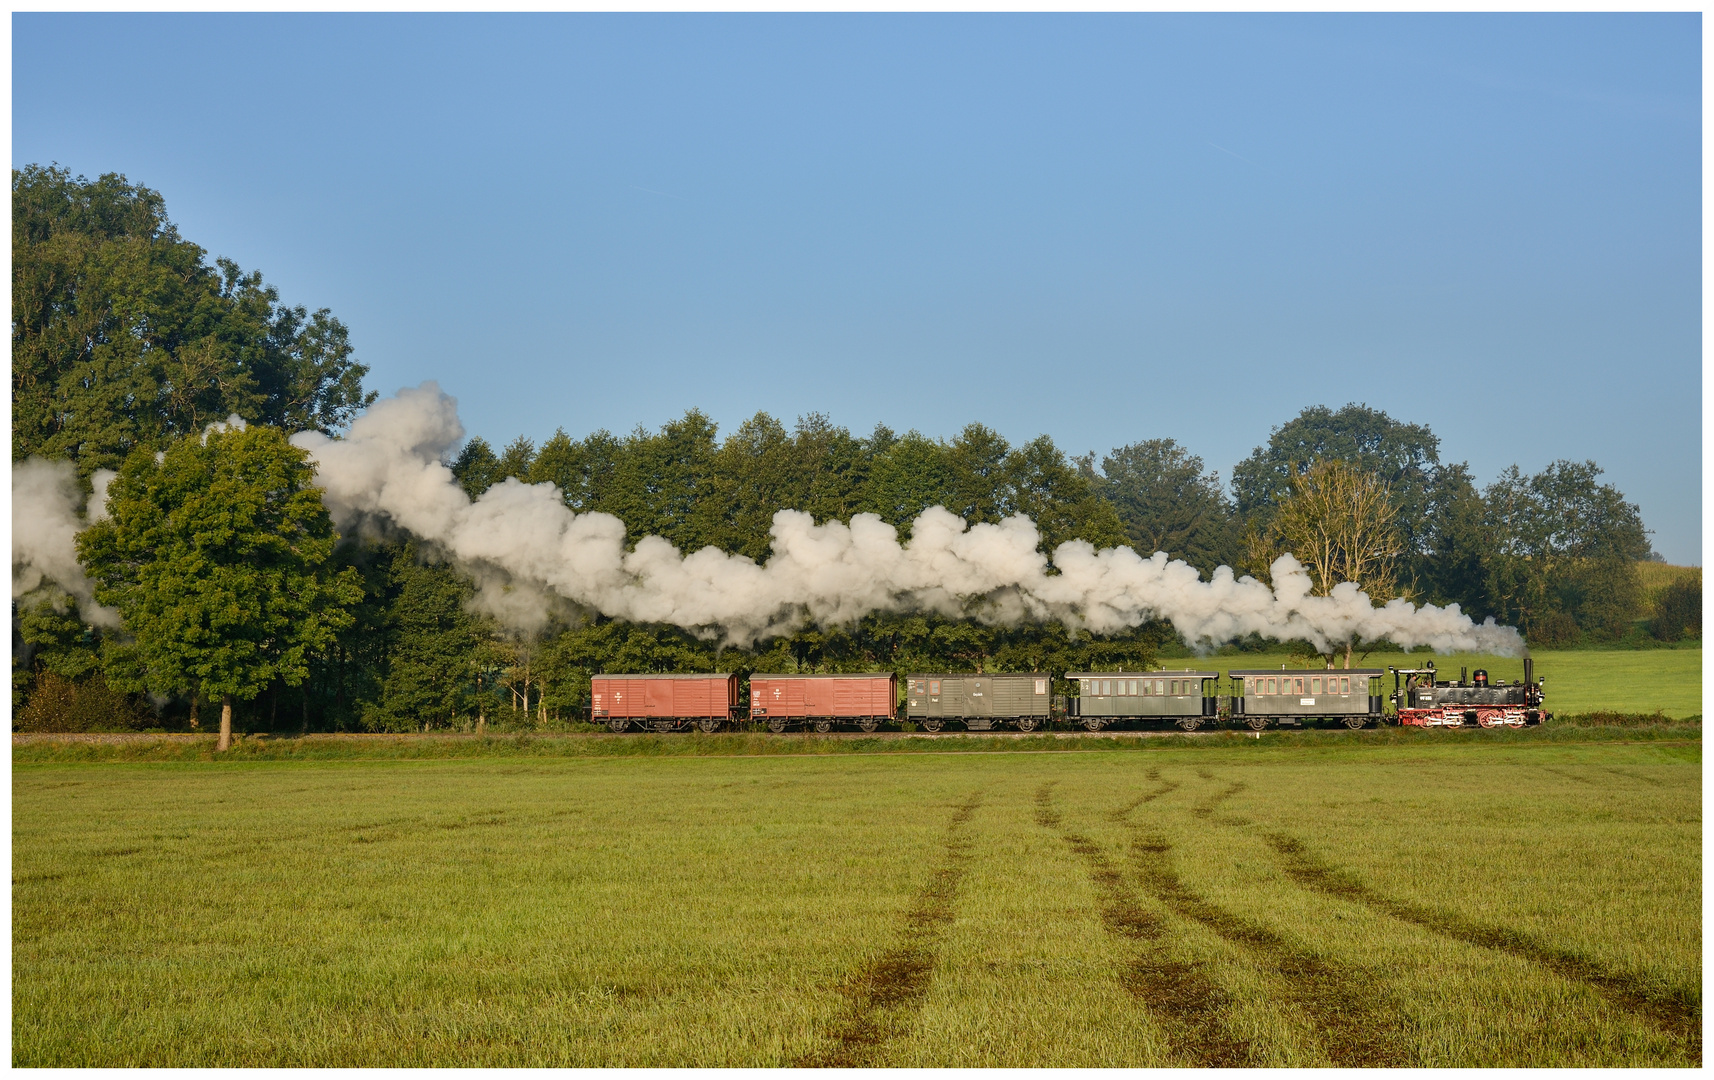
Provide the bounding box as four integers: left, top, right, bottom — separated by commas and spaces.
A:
1067, 670, 1220, 731
905, 673, 1051, 732
1228, 668, 1384, 730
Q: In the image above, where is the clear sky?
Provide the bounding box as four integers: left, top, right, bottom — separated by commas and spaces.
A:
13, 13, 1702, 563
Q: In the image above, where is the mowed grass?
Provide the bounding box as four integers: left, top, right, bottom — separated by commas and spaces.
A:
14, 739, 1699, 1066
1189, 647, 1703, 717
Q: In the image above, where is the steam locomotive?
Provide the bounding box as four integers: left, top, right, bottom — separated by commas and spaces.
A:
1389, 658, 1546, 728
589, 663, 1547, 733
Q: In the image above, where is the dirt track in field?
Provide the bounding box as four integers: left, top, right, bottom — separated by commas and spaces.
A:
794, 790, 985, 1067
1035, 779, 1256, 1067
1263, 830, 1702, 1061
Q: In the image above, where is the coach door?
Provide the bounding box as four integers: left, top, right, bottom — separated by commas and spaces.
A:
966, 677, 993, 717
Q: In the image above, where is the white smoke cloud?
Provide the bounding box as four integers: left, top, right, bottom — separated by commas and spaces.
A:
11, 458, 122, 628
291, 383, 1525, 656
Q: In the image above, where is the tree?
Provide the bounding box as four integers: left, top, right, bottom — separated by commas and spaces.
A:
1231, 404, 1440, 558
361, 545, 491, 732
1483, 460, 1651, 642
1413, 463, 1494, 615
605, 410, 721, 551
528, 427, 624, 516
1005, 435, 1128, 555
13, 165, 373, 477
1651, 576, 1701, 642
451, 436, 501, 498
77, 423, 363, 750
1247, 459, 1405, 667
862, 431, 954, 534
1084, 439, 1238, 575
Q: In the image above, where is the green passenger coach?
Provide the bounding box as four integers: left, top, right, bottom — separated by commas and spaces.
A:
1066, 670, 1221, 732
1227, 668, 1386, 730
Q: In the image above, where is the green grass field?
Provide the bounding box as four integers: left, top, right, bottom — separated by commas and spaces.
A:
1174, 647, 1702, 718
14, 736, 1699, 1066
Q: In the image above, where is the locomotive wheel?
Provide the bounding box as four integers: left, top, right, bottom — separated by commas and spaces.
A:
766, 718, 789, 734
922, 718, 944, 733
1016, 716, 1040, 733
697, 718, 722, 734
1246, 717, 1268, 732
1478, 712, 1501, 729
1082, 717, 1104, 732
813, 719, 833, 734
606, 718, 630, 734
857, 717, 879, 733
1176, 717, 1202, 732
1342, 716, 1366, 730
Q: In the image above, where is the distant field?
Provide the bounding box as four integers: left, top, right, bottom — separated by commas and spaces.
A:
1178, 648, 1702, 718
14, 740, 1699, 1066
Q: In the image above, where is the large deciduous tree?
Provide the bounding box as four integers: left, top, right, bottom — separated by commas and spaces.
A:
77, 423, 363, 749
1482, 460, 1651, 644
13, 165, 374, 477
1244, 459, 1405, 667
1083, 438, 1238, 576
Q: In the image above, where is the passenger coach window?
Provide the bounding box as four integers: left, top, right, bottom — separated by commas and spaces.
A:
1266, 678, 1277, 695
1310, 677, 1321, 694
1341, 677, 1350, 694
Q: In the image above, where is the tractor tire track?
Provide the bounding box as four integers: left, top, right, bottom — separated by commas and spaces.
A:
1122, 825, 1411, 1067
794, 790, 984, 1067
1191, 779, 1249, 822
1264, 831, 1702, 1060
1035, 782, 1255, 1066
1106, 767, 1180, 822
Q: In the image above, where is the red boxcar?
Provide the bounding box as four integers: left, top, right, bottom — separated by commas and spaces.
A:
749, 673, 898, 733
591, 673, 739, 733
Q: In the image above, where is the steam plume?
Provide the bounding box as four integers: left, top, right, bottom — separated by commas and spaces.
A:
11, 458, 121, 627
291, 384, 1525, 656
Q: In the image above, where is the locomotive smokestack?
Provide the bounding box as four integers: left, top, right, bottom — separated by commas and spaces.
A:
1524, 657, 1534, 686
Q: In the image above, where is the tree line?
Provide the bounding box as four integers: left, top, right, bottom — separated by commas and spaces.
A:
12, 167, 1692, 735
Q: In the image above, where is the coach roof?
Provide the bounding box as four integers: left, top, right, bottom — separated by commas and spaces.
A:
1227, 668, 1385, 676
1067, 671, 1219, 680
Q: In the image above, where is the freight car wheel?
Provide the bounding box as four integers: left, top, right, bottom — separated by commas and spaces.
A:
1246, 717, 1268, 732
697, 718, 722, 734
1342, 716, 1366, 730
858, 717, 879, 733
922, 719, 944, 733
766, 718, 789, 734
606, 719, 630, 733
813, 719, 833, 734
1177, 717, 1202, 732
1016, 716, 1040, 733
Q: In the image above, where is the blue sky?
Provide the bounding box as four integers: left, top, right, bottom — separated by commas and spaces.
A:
13, 13, 1702, 562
